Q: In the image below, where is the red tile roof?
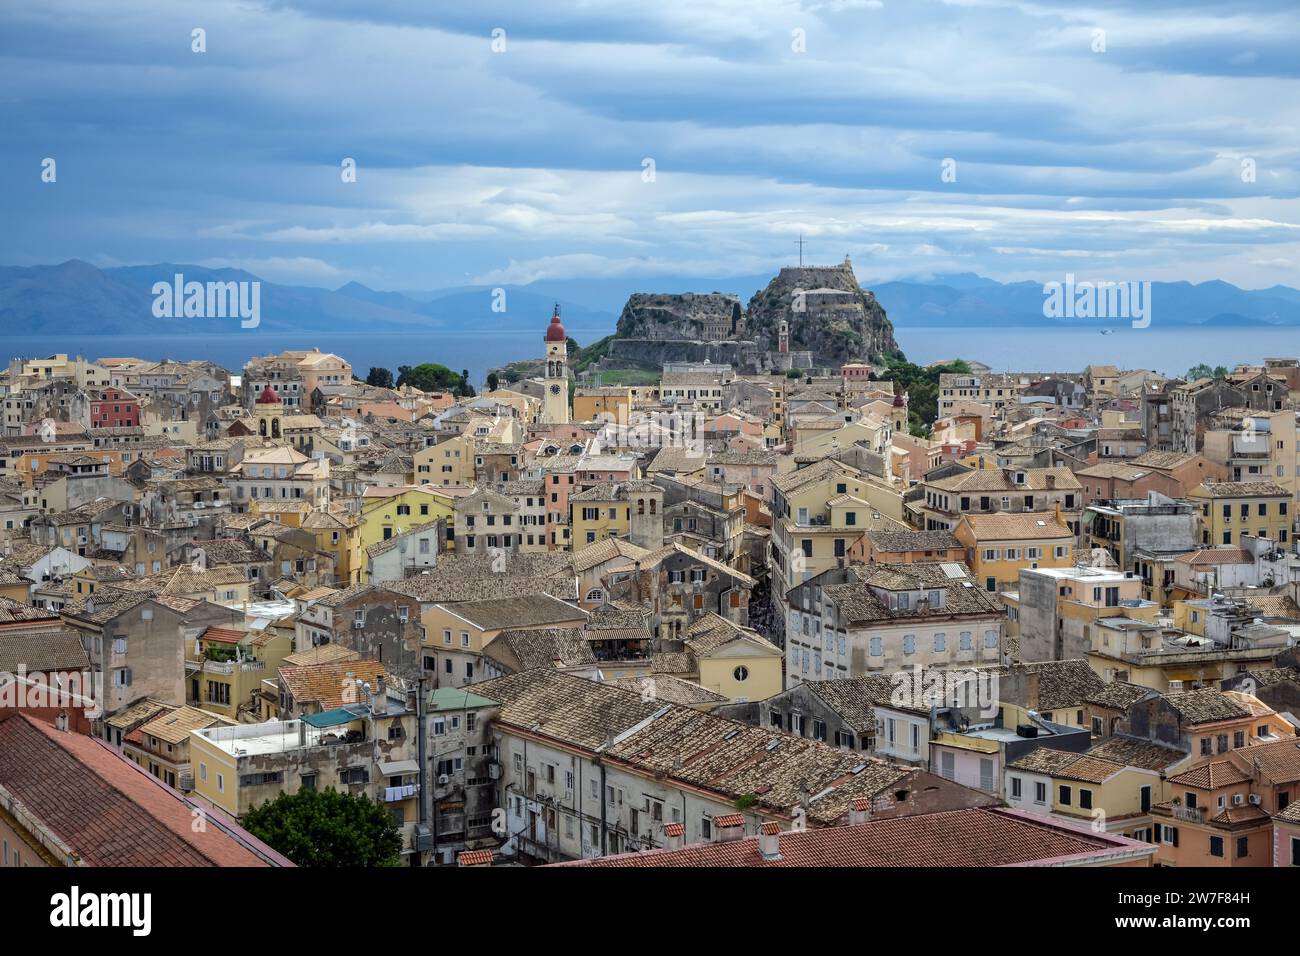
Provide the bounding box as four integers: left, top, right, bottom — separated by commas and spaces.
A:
713, 813, 745, 828
201, 625, 247, 645
554, 808, 1154, 868
0, 714, 290, 867
458, 849, 494, 867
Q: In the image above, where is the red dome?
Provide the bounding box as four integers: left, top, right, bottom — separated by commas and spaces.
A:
892, 392, 905, 407
256, 384, 282, 404
545, 305, 566, 343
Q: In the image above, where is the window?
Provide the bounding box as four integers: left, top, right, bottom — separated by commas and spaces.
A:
1209, 836, 1224, 858
1034, 781, 1047, 804
812, 719, 827, 742
1010, 776, 1022, 799
733, 665, 749, 682
1059, 785, 1072, 806
1236, 836, 1249, 859
1079, 789, 1093, 810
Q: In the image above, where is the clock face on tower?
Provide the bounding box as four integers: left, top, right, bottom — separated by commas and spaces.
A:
549, 384, 562, 395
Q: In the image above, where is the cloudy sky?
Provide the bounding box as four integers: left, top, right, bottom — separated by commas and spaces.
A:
2, 0, 1298, 291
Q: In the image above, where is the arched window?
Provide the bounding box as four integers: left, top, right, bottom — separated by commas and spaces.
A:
649, 499, 657, 515
637, 498, 645, 515
585, 588, 604, 602
259, 419, 267, 437
271, 419, 281, 438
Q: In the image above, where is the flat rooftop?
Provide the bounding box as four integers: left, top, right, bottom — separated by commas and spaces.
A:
195, 719, 358, 757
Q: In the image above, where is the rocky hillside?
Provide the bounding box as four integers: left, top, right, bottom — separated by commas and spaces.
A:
614, 292, 743, 340
745, 259, 899, 364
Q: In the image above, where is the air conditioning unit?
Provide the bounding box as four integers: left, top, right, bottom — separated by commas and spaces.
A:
1248, 794, 1262, 805
1233, 794, 1245, 805
437, 774, 450, 786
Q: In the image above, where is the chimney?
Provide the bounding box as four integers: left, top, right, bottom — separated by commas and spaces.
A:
1045, 473, 1056, 490
713, 814, 745, 843
663, 821, 685, 850
373, 675, 388, 715
848, 797, 871, 826
758, 822, 782, 861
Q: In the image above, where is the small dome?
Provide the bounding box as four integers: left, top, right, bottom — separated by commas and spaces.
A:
893, 392, 905, 407
545, 305, 566, 342
256, 384, 282, 404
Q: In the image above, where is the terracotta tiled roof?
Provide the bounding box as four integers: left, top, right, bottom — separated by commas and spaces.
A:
554, 807, 1149, 868
458, 849, 494, 866
1008, 748, 1085, 776
1164, 688, 1250, 724
0, 627, 89, 673
282, 644, 360, 667
279, 659, 387, 711
442, 593, 586, 631
466, 669, 949, 825
1169, 760, 1250, 790
1056, 755, 1125, 784
956, 512, 1073, 541
713, 813, 745, 828
200, 625, 247, 645
0, 714, 289, 866
138, 705, 234, 745
1084, 681, 1155, 710
1087, 735, 1187, 772
1228, 736, 1300, 783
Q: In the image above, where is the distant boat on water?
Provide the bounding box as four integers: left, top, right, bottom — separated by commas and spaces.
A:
1100, 329, 1115, 335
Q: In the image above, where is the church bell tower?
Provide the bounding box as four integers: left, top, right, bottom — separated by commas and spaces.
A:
543, 304, 570, 424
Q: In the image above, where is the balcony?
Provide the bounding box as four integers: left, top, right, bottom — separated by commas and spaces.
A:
1170, 805, 1205, 824
202, 659, 266, 675
383, 783, 418, 802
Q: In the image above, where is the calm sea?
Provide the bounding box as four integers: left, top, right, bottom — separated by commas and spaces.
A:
4, 325, 1298, 385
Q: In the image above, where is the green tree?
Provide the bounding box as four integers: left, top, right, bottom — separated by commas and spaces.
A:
486, 371, 500, 392
242, 788, 402, 867
396, 363, 475, 397
1186, 364, 1229, 381
365, 367, 394, 388
785, 368, 803, 379
875, 356, 973, 437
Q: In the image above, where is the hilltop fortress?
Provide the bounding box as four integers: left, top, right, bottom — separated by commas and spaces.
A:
598, 257, 900, 374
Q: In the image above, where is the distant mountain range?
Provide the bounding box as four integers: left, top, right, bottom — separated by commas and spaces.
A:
2, 260, 1299, 337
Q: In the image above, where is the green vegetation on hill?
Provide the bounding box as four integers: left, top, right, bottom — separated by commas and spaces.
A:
396, 363, 475, 397
873, 356, 972, 438
574, 334, 615, 373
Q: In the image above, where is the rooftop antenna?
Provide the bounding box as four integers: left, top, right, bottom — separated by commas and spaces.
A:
795, 234, 805, 267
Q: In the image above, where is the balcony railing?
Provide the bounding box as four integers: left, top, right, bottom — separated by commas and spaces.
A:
1170, 805, 1205, 824
202, 659, 266, 675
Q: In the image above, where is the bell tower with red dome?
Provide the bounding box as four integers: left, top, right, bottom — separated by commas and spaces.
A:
543, 303, 570, 424
255, 383, 285, 441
